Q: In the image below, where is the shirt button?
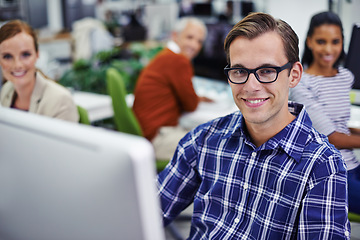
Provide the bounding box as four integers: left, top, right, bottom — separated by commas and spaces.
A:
243, 183, 249, 190
345, 231, 349, 237
234, 218, 240, 223
252, 152, 256, 157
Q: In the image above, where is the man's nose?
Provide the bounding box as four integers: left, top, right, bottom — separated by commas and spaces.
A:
243, 73, 262, 91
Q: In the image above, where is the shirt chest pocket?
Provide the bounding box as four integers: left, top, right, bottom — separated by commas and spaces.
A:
251, 190, 302, 228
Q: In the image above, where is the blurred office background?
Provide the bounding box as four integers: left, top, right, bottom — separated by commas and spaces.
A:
1, 1, 360, 239
0, 0, 359, 84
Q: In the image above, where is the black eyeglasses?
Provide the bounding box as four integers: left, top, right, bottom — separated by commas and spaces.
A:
224, 62, 292, 84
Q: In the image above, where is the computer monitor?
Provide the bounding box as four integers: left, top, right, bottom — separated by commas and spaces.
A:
345, 23, 360, 89
193, 22, 233, 82
0, 107, 165, 240
192, 3, 212, 16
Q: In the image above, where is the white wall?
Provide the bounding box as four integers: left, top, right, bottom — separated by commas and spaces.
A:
47, 0, 63, 32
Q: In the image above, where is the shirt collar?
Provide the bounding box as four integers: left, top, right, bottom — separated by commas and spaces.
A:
167, 40, 181, 54
267, 102, 312, 162
226, 102, 312, 162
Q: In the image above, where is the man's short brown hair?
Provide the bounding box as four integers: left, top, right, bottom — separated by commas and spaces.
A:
224, 12, 299, 65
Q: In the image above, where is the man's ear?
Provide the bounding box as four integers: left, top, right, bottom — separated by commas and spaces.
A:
289, 61, 303, 88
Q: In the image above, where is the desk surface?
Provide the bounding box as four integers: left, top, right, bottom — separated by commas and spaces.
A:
349, 105, 360, 128
73, 91, 113, 122
180, 76, 237, 129
73, 91, 134, 123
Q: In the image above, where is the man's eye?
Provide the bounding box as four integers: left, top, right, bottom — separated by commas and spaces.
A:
233, 69, 247, 76
258, 68, 275, 75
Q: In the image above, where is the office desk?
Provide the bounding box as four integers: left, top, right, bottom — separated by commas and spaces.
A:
72, 77, 235, 126
179, 76, 237, 130
348, 105, 360, 128
73, 91, 135, 123
73, 91, 113, 122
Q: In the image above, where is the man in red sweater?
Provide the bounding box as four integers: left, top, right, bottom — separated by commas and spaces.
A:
133, 17, 211, 160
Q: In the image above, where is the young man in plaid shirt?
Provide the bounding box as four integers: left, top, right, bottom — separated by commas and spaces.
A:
157, 12, 350, 239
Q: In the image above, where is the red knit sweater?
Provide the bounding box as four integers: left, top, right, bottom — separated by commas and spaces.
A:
133, 48, 199, 140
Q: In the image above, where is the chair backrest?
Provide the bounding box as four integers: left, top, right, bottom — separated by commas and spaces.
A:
77, 105, 91, 125
106, 68, 143, 136
348, 212, 360, 223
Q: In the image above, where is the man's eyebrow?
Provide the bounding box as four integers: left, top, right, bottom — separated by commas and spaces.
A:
230, 63, 245, 68
230, 63, 278, 68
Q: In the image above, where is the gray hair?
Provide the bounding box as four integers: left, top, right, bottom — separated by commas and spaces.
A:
173, 17, 207, 37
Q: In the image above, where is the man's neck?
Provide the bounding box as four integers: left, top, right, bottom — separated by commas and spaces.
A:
245, 112, 295, 148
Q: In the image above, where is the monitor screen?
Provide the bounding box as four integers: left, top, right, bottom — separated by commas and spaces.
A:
0, 107, 165, 240
193, 22, 233, 82
345, 23, 360, 89
192, 3, 212, 16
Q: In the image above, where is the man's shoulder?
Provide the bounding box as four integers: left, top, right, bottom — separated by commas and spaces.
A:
302, 128, 347, 184
289, 103, 344, 165
304, 127, 344, 165
153, 48, 189, 65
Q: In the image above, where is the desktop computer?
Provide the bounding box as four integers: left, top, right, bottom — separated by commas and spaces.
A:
346, 23, 360, 105
346, 23, 360, 90
0, 107, 165, 240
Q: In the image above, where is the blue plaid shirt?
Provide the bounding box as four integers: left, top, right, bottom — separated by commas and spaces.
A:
157, 102, 350, 239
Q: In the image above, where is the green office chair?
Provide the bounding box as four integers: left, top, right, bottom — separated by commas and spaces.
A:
106, 68, 143, 136
105, 68, 170, 172
77, 105, 91, 125
106, 69, 185, 239
349, 212, 360, 222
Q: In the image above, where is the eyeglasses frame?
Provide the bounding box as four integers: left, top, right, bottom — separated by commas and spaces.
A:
224, 62, 293, 84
